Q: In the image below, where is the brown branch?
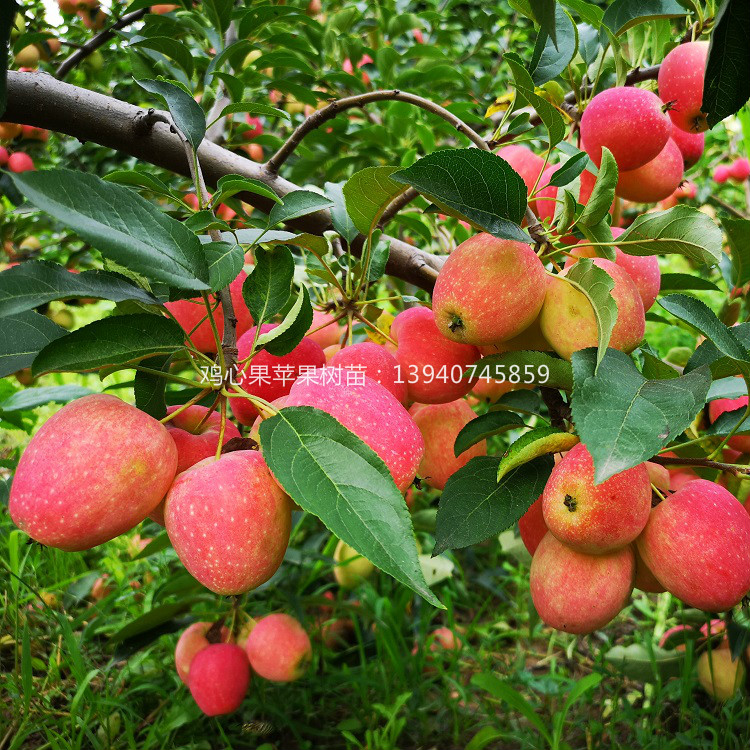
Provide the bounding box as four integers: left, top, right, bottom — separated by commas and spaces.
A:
379, 187, 419, 227
266, 89, 491, 174
707, 195, 750, 220
4, 71, 442, 291
540, 387, 571, 429
650, 455, 749, 477
56, 9, 149, 80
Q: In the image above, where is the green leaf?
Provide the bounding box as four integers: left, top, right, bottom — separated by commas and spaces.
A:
434, 455, 553, 554
471, 674, 553, 743
707, 376, 747, 401
216, 101, 290, 122
578, 147, 618, 227
391, 148, 528, 242
325, 181, 359, 243
104, 169, 176, 198
529, 0, 558, 48
705, 405, 750, 437
31, 314, 186, 376
702, 0, 750, 129
203, 241, 243, 293
454, 411, 527, 457
723, 217, 750, 288
658, 294, 750, 363
658, 273, 720, 292
132, 531, 172, 559
561, 259, 618, 368
9, 170, 209, 291
529, 6, 578, 86
0, 385, 93, 412
601, 0, 686, 35
261, 286, 313, 357
213, 174, 281, 206
605, 643, 685, 682
241, 246, 294, 326
130, 37, 194, 79
259, 407, 442, 608
478, 350, 574, 390
685, 323, 750, 379
497, 427, 580, 482
0, 261, 159, 317
571, 348, 712, 482
342, 167, 407, 237
547, 152, 588, 188
505, 52, 566, 148
268, 190, 334, 227
561, 0, 604, 27
110, 599, 203, 644
133, 354, 170, 419
615, 206, 723, 266
135, 78, 206, 150
0, 312, 67, 378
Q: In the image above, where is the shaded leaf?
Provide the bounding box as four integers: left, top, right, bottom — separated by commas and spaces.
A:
497, 427, 579, 482
136, 78, 205, 150
242, 246, 294, 326
0, 312, 67, 378
454, 411, 527, 457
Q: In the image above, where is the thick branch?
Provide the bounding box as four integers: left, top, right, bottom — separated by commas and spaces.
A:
56, 9, 149, 80
4, 72, 442, 291
266, 89, 491, 174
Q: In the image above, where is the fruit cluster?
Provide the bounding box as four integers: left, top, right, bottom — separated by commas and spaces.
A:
713, 157, 750, 184
521, 445, 750, 634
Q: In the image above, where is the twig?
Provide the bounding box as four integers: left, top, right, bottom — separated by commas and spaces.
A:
525, 206, 549, 249
379, 188, 419, 227
56, 8, 149, 80
266, 89, 491, 174
707, 195, 750, 220
540, 387, 571, 429
649, 455, 750, 477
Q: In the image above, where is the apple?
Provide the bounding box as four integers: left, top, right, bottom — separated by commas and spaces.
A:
409, 399, 486, 490
530, 532, 635, 634
645, 461, 671, 493
151, 4, 180, 14
729, 157, 750, 182
697, 648, 745, 701
188, 644, 250, 716
477, 315, 552, 356
0, 122, 22, 140
581, 87, 671, 170
542, 443, 651, 553
7, 152, 34, 172
616, 139, 684, 203
342, 54, 374, 85
428, 626, 462, 652
536, 166, 597, 225
713, 165, 731, 184
164, 450, 292, 595
0, 146, 8, 166
165, 271, 253, 353
432, 233, 547, 346
284, 369, 424, 492
519, 495, 547, 556
21, 125, 48, 141
637, 479, 750, 611
175, 622, 232, 685
540, 258, 645, 360
329, 341, 408, 405
658, 41, 709, 133
91, 574, 113, 601
230, 324, 326, 425
391, 307, 480, 404
9, 394, 177, 551
496, 144, 545, 198
15, 45, 40, 68
633, 543, 666, 593
670, 125, 704, 168
565, 227, 661, 311
244, 614, 312, 682
306, 310, 342, 348
243, 115, 264, 140
333, 539, 375, 588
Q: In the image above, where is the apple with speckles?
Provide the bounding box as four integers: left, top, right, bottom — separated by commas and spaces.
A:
175, 622, 232, 685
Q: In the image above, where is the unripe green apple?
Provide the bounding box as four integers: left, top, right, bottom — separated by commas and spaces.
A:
333, 539, 374, 588
697, 648, 745, 701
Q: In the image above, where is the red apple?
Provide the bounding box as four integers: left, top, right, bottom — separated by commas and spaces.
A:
188, 644, 250, 716
175, 622, 232, 685
519, 495, 547, 556
244, 613, 312, 682
616, 138, 684, 203
330, 341, 408, 405
658, 41, 709, 133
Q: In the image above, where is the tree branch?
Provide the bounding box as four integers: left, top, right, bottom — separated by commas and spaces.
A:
266, 89, 491, 174
55, 9, 149, 80
650, 455, 750, 477
4, 71, 443, 291
379, 187, 419, 228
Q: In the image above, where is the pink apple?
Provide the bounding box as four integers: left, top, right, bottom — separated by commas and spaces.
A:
616, 139, 684, 203
244, 613, 312, 682
175, 621, 232, 685
658, 41, 709, 133
306, 310, 343, 348
188, 644, 250, 716
670, 125, 704, 168
708, 396, 750, 454
496, 144, 546, 197
519, 495, 547, 556
330, 341, 408, 404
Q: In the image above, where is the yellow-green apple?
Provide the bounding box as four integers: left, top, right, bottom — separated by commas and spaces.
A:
15, 45, 40, 68
637, 479, 750, 611
697, 648, 745, 701
9, 394, 177, 550
616, 138, 684, 203
230, 324, 326, 425
671, 125, 704, 168
542, 444, 651, 552
175, 622, 232, 685
409, 399, 486, 490
284, 369, 424, 491
633, 543, 666, 593
333, 539, 375, 588
432, 233, 547, 346
581, 87, 671, 169
330, 341, 408, 405
658, 41, 709, 133
519, 495, 547, 556
565, 228, 661, 310
478, 315, 552, 356
530, 532, 635, 634
645, 461, 671, 493
540, 258, 645, 360
708, 395, 750, 453
391, 307, 479, 403
164, 451, 292, 594
165, 271, 253, 353
244, 614, 312, 682
188, 644, 250, 716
